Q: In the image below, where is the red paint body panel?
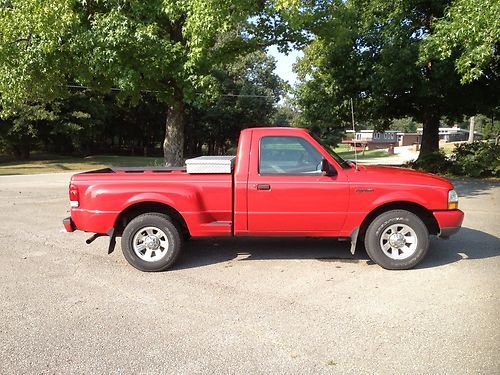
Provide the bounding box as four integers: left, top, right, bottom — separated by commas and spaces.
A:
244, 129, 349, 235
433, 210, 465, 230
66, 127, 463, 241
233, 129, 252, 234
70, 172, 232, 236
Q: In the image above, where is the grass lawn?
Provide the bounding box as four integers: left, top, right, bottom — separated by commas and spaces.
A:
439, 142, 459, 155
333, 144, 390, 160
0, 155, 164, 176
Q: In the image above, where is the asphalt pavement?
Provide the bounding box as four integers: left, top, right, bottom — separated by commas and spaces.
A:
0, 172, 499, 374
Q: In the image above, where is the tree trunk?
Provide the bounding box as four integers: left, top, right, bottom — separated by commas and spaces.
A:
163, 90, 185, 166
468, 116, 475, 143
418, 114, 440, 160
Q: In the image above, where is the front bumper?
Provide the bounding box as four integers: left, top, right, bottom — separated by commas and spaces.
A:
63, 217, 76, 232
433, 209, 464, 238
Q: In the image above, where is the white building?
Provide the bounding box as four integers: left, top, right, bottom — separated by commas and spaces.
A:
416, 125, 483, 142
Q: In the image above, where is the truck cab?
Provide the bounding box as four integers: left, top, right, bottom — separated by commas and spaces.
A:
234, 127, 350, 235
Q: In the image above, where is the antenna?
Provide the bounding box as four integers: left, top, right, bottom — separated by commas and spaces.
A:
350, 98, 358, 171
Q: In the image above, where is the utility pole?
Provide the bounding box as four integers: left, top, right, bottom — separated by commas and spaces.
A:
468, 116, 475, 143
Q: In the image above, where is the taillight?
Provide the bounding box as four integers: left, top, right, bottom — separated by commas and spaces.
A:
69, 183, 79, 207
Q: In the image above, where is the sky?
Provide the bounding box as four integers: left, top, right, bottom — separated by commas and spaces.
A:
267, 46, 303, 87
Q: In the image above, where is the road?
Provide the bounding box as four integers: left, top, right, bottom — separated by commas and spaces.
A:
0, 172, 499, 374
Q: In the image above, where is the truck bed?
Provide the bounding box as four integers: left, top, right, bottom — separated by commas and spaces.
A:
70, 168, 233, 236
78, 166, 187, 174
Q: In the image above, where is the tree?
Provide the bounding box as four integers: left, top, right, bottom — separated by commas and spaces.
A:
294, 0, 499, 159
0, 103, 57, 159
422, 0, 500, 84
390, 117, 419, 133
0, 0, 304, 165
475, 112, 500, 144
185, 50, 286, 156
0, 50, 286, 159
271, 99, 300, 127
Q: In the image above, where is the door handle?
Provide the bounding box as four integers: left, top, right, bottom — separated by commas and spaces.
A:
257, 184, 271, 191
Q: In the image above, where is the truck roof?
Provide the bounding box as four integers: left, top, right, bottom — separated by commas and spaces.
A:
241, 127, 309, 135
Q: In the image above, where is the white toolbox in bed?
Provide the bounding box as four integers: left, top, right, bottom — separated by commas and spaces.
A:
185, 156, 236, 174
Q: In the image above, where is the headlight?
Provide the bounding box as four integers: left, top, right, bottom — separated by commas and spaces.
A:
448, 189, 458, 210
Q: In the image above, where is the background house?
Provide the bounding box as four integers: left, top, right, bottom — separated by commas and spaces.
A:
397, 132, 421, 146
342, 130, 398, 150
416, 125, 483, 142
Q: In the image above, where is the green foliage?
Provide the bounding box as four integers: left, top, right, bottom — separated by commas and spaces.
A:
0, 0, 235, 108
0, 0, 304, 109
0, 103, 58, 159
0, 0, 79, 110
271, 100, 299, 126
408, 142, 500, 178
422, 0, 500, 84
0, 50, 284, 159
408, 150, 452, 175
450, 142, 500, 178
390, 117, 419, 133
185, 51, 286, 155
294, 0, 499, 158
474, 113, 500, 140
0, 0, 306, 164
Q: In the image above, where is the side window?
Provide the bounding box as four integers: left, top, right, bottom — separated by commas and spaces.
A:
259, 136, 323, 175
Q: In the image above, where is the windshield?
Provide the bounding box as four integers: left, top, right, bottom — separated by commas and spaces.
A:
312, 135, 352, 169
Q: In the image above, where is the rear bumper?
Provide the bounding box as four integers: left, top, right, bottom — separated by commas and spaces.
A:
69, 208, 117, 234
433, 209, 464, 238
63, 217, 76, 232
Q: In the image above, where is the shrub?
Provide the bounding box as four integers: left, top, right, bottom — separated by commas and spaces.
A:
450, 142, 500, 178
407, 142, 500, 178
407, 150, 451, 174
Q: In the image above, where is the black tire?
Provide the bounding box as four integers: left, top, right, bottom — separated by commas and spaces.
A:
364, 210, 429, 270
121, 213, 182, 272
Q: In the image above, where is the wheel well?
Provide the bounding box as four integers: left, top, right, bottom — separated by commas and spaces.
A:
358, 201, 439, 238
114, 202, 189, 237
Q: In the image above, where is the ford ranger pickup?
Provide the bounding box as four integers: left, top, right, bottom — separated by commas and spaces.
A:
63, 127, 464, 271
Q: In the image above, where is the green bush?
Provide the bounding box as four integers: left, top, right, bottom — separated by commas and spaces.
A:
408, 150, 451, 174
450, 142, 500, 178
408, 142, 500, 178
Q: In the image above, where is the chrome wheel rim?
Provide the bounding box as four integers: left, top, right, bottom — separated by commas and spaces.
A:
132, 226, 169, 262
379, 223, 418, 260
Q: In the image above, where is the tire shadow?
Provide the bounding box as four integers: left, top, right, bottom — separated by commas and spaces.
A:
417, 227, 500, 269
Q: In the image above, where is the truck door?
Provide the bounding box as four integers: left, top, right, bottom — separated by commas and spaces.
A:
247, 134, 349, 235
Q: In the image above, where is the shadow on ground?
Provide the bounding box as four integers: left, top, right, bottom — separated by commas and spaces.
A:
176, 237, 367, 271
175, 227, 499, 271
418, 227, 500, 269
452, 179, 500, 198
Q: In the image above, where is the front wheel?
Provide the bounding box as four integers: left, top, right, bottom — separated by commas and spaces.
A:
364, 210, 429, 270
121, 213, 182, 272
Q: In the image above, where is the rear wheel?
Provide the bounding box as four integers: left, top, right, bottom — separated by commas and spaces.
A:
121, 213, 182, 272
364, 210, 429, 270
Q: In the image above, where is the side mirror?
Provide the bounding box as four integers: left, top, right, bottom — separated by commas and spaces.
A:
321, 158, 337, 176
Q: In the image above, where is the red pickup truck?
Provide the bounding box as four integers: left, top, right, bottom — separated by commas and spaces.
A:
64, 127, 464, 271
